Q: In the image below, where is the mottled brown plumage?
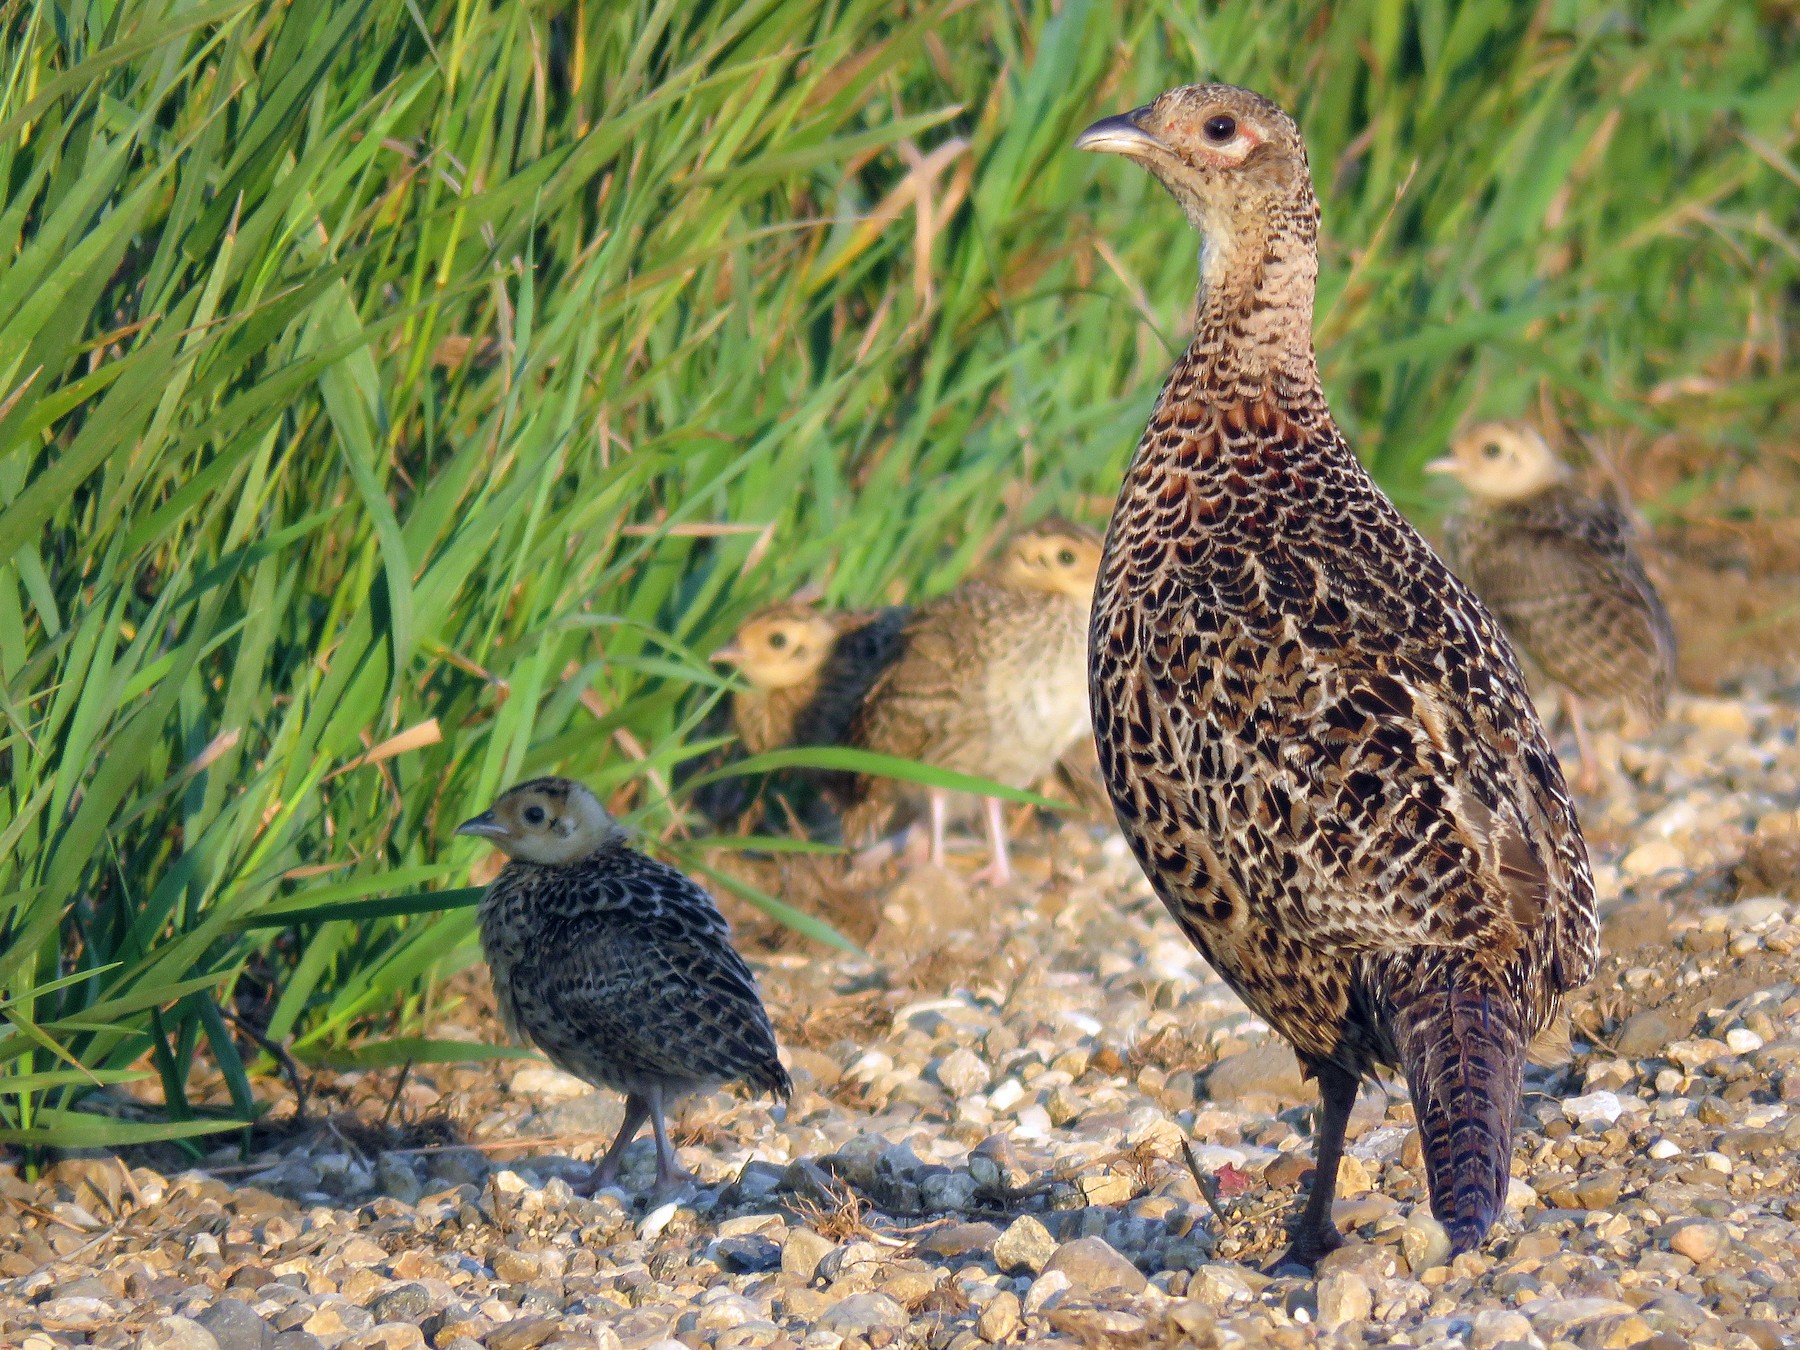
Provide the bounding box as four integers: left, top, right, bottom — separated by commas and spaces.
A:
1430, 422, 1676, 792
1079, 86, 1596, 1263
459, 778, 790, 1191
846, 519, 1102, 883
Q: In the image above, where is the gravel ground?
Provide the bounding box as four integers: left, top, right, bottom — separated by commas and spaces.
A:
5, 675, 1800, 1350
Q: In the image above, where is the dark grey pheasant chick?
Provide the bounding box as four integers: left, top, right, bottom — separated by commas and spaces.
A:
1079, 86, 1596, 1264
845, 519, 1102, 884
1430, 422, 1676, 794
458, 777, 791, 1191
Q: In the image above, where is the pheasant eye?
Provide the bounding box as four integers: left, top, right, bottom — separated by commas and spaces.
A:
767, 632, 787, 649
1482, 443, 1503, 459
1203, 114, 1237, 143
522, 805, 547, 826
1058, 549, 1077, 566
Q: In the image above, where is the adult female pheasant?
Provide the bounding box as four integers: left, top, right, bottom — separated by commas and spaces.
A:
1078, 85, 1596, 1264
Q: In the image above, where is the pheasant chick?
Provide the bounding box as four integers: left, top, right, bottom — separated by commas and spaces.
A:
1430, 422, 1676, 793
847, 519, 1102, 884
458, 777, 790, 1192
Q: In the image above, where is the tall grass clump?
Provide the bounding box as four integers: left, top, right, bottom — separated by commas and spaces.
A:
2, 0, 1794, 1152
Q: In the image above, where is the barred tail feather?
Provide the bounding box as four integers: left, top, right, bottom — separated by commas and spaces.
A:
1388, 961, 1527, 1255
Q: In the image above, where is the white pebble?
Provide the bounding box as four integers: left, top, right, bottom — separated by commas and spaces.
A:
988, 1079, 1026, 1112
639, 1199, 681, 1240
1724, 1027, 1764, 1054
1648, 1138, 1681, 1160
1562, 1090, 1624, 1126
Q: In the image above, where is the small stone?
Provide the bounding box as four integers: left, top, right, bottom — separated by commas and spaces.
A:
37, 1298, 114, 1332
993, 1215, 1057, 1275
301, 1309, 346, 1340
1041, 1236, 1147, 1298
1666, 1219, 1726, 1263
491, 1248, 543, 1283
1563, 1090, 1626, 1127
968, 1134, 1031, 1193
1045, 1085, 1084, 1127
367, 1287, 433, 1325
1621, 840, 1686, 879
934, 1047, 990, 1098
1470, 1309, 1535, 1348
1314, 1271, 1372, 1331
1666, 1039, 1730, 1071
1047, 1307, 1148, 1339
195, 1300, 272, 1350
1076, 1170, 1133, 1206
782, 1228, 836, 1284
1573, 1169, 1624, 1210
1724, 1027, 1763, 1054
815, 1292, 906, 1343
715, 1235, 783, 1273
920, 1169, 980, 1212
1730, 1318, 1790, 1350
485, 1318, 560, 1350
916, 1223, 1000, 1259
1528, 1297, 1641, 1341
976, 1291, 1020, 1342
142, 1317, 222, 1350
1401, 1213, 1452, 1271
1586, 1313, 1656, 1349
1615, 1009, 1685, 1059
1186, 1264, 1255, 1308
1204, 1045, 1306, 1105
1021, 1269, 1071, 1318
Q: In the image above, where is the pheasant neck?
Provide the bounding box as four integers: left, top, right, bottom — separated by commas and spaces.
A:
1181, 215, 1325, 412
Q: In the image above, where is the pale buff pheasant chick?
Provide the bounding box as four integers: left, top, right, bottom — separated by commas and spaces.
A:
845, 519, 1102, 884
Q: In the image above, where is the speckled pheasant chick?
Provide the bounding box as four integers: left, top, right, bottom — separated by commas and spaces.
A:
458, 777, 790, 1192
848, 519, 1102, 884
1430, 422, 1676, 792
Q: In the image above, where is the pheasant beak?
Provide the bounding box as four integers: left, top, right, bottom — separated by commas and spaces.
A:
1424, 456, 1462, 477
1076, 106, 1165, 159
455, 810, 512, 841
709, 640, 745, 665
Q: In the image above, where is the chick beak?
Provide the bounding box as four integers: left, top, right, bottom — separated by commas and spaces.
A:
709, 640, 745, 665
1424, 456, 1462, 477
1076, 105, 1164, 159
455, 810, 511, 841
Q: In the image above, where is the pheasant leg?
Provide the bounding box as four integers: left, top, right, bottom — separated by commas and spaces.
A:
927, 789, 949, 867
1273, 1061, 1357, 1268
971, 795, 1014, 886
646, 1084, 694, 1193
1563, 690, 1601, 794
589, 1093, 650, 1191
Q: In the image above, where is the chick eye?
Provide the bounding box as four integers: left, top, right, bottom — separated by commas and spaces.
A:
767, 632, 787, 649
1203, 114, 1237, 143
1482, 443, 1503, 459
522, 805, 546, 826
1057, 548, 1077, 566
